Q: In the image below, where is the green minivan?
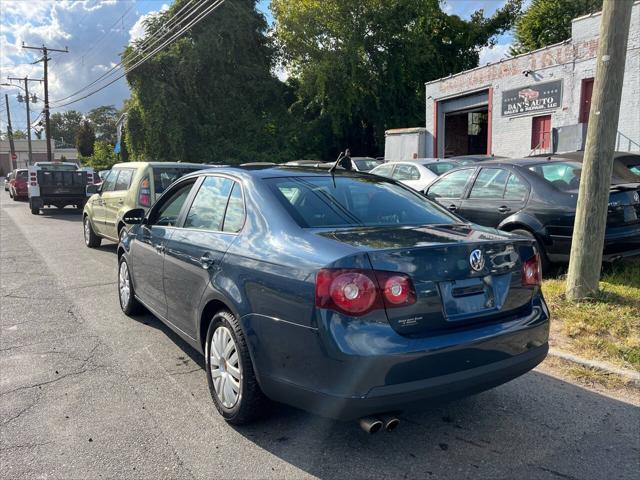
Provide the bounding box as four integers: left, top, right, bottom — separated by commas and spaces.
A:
83, 162, 209, 247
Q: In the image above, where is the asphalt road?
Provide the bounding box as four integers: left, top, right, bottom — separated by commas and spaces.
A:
1, 194, 639, 480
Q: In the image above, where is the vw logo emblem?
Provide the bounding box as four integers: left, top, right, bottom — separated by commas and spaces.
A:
469, 249, 485, 272
634, 191, 639, 204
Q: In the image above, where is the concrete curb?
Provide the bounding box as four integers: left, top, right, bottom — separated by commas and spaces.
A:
548, 348, 640, 386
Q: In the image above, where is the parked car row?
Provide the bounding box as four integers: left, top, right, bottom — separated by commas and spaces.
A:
8, 152, 635, 432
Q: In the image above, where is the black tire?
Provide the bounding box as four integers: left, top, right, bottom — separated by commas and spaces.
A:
205, 311, 267, 425
10, 191, 16, 201
30, 202, 39, 215
118, 256, 143, 315
511, 228, 551, 274
83, 216, 102, 248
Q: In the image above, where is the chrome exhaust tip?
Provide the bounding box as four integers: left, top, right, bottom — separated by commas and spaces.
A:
359, 416, 383, 434
380, 414, 400, 432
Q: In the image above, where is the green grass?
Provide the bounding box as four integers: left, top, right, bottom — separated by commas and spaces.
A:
542, 259, 640, 371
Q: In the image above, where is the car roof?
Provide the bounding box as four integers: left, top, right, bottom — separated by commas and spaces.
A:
110, 161, 212, 168
180, 164, 380, 181
531, 151, 640, 161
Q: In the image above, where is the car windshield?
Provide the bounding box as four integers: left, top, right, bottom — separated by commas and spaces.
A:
37, 163, 78, 172
152, 167, 201, 194
267, 176, 458, 228
16, 171, 28, 179
354, 159, 382, 171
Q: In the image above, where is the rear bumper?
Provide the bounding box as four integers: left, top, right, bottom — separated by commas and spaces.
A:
30, 196, 87, 208
253, 297, 550, 420
547, 223, 640, 263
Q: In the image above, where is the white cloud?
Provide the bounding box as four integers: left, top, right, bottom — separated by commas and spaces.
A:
479, 43, 511, 65
129, 4, 169, 43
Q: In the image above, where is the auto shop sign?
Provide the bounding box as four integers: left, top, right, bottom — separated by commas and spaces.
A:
501, 80, 562, 116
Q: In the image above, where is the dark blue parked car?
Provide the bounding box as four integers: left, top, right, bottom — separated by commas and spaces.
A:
117, 166, 549, 431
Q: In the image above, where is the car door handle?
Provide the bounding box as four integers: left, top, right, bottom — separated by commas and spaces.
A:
498, 205, 511, 213
447, 204, 458, 212
199, 253, 215, 270
154, 244, 165, 254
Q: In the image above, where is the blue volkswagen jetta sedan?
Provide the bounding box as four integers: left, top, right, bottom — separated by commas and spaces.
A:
117, 166, 549, 431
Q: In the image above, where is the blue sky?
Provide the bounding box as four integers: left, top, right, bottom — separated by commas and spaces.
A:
1, 0, 515, 135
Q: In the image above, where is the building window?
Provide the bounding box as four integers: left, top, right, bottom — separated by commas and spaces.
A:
579, 78, 594, 124
531, 115, 552, 150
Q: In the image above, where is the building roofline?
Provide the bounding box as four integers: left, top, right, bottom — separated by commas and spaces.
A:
424, 38, 571, 87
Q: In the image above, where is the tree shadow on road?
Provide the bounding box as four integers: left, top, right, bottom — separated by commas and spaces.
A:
135, 310, 640, 480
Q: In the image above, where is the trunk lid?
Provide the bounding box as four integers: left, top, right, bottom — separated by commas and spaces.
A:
318, 224, 537, 335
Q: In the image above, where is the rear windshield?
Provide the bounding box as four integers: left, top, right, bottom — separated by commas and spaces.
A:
529, 161, 634, 190
424, 162, 457, 175
267, 176, 458, 228
152, 167, 201, 194
16, 171, 28, 179
354, 159, 382, 171
37, 163, 78, 172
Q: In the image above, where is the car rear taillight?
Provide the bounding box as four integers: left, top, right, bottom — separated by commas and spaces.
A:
29, 172, 37, 186
138, 177, 151, 207
522, 254, 542, 287
316, 269, 416, 316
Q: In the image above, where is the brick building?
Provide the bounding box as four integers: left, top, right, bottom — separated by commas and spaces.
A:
424, 2, 640, 159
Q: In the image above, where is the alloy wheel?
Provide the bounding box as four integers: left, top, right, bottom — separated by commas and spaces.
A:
84, 219, 91, 245
119, 261, 131, 308
209, 326, 242, 408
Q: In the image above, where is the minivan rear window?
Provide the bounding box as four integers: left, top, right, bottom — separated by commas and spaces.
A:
16, 171, 28, 179
267, 176, 457, 228
36, 163, 78, 171
152, 167, 201, 194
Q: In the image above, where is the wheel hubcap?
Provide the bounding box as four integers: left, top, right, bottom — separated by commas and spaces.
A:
209, 326, 242, 408
119, 261, 130, 307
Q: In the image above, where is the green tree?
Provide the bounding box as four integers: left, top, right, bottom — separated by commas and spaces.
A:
123, 0, 293, 164
87, 105, 119, 144
510, 0, 602, 55
81, 140, 118, 170
12, 129, 27, 139
76, 120, 96, 157
272, 0, 522, 157
50, 110, 83, 146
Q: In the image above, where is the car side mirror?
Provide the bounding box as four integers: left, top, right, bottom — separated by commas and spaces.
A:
123, 208, 147, 225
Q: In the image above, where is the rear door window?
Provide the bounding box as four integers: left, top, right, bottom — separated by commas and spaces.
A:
426, 168, 474, 199
114, 169, 134, 191
222, 182, 245, 232
469, 168, 510, 199
504, 174, 529, 201
184, 176, 234, 231
528, 162, 581, 191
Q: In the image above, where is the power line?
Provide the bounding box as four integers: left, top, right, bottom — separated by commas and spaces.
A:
50, 0, 226, 109
54, 2, 136, 77
51, 0, 202, 104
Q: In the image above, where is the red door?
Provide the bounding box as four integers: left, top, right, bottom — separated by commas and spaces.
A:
531, 115, 552, 150
579, 78, 594, 123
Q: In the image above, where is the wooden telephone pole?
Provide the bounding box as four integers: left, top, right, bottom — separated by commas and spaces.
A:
565, 0, 633, 300
7, 77, 44, 165
4, 94, 17, 169
22, 44, 68, 163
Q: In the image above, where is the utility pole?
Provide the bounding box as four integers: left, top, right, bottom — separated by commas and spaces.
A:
22, 44, 68, 162
8, 77, 44, 165
4, 94, 17, 169
565, 0, 633, 300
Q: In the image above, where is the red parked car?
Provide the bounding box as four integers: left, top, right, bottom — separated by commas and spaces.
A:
8, 169, 28, 200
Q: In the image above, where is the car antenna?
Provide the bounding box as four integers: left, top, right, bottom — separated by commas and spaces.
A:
329, 151, 345, 173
